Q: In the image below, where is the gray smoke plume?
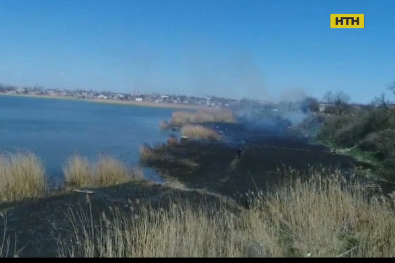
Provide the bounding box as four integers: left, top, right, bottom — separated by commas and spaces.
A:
234, 91, 313, 135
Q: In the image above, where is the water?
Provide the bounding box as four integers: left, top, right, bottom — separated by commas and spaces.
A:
0, 96, 176, 183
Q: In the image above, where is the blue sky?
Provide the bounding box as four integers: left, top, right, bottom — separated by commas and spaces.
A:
0, 0, 394, 103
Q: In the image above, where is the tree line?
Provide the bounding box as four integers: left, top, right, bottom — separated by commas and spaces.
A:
301, 82, 395, 181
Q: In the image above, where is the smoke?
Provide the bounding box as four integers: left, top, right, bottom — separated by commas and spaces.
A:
234, 90, 313, 135
226, 52, 271, 100
135, 41, 316, 136
279, 88, 306, 102
183, 44, 271, 100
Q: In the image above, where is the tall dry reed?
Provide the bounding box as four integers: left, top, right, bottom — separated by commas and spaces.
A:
162, 109, 236, 129
56, 168, 395, 257
181, 125, 220, 140
63, 154, 143, 188
139, 144, 160, 162
0, 152, 47, 202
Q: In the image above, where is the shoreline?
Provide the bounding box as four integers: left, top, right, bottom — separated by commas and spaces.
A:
143, 122, 378, 195
1, 122, 394, 257
0, 93, 210, 110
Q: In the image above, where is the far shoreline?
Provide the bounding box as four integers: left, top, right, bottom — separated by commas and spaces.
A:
0, 92, 211, 111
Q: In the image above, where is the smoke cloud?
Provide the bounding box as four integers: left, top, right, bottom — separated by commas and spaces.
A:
234, 94, 313, 135
133, 41, 316, 136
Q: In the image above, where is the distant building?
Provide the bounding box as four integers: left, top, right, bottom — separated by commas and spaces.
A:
135, 97, 143, 102
318, 103, 331, 112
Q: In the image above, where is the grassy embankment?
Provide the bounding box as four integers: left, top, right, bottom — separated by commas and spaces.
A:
1, 152, 395, 257
292, 106, 395, 182
2, 109, 395, 257
55, 171, 395, 257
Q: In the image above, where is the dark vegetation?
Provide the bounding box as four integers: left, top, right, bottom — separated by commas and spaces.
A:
294, 84, 395, 182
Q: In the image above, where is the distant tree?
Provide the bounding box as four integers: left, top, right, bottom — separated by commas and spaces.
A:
372, 81, 395, 129
375, 81, 395, 113
300, 97, 320, 113
322, 91, 351, 115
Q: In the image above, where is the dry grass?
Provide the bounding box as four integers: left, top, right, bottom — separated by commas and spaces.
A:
167, 135, 178, 146
139, 144, 161, 162
162, 109, 236, 129
0, 152, 145, 203
56, 168, 395, 257
0, 152, 47, 202
160, 120, 170, 130
169, 111, 194, 126
193, 109, 236, 123
63, 154, 144, 188
181, 125, 221, 140
1, 214, 10, 258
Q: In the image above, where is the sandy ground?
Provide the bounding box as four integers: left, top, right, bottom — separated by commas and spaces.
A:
0, 93, 209, 110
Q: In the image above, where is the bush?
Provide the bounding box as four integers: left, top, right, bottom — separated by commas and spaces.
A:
317, 115, 352, 143
317, 108, 393, 148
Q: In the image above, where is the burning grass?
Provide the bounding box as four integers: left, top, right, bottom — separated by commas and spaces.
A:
181, 125, 221, 140
54, 169, 395, 257
161, 109, 236, 129
63, 154, 144, 188
0, 152, 48, 202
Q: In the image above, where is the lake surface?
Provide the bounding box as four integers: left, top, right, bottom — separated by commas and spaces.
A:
0, 96, 176, 183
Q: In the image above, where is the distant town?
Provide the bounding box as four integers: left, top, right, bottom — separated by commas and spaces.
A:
0, 84, 309, 111
0, 83, 367, 113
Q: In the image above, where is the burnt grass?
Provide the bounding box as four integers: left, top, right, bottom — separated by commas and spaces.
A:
0, 181, 238, 257
145, 122, 374, 199
0, 122, 375, 258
